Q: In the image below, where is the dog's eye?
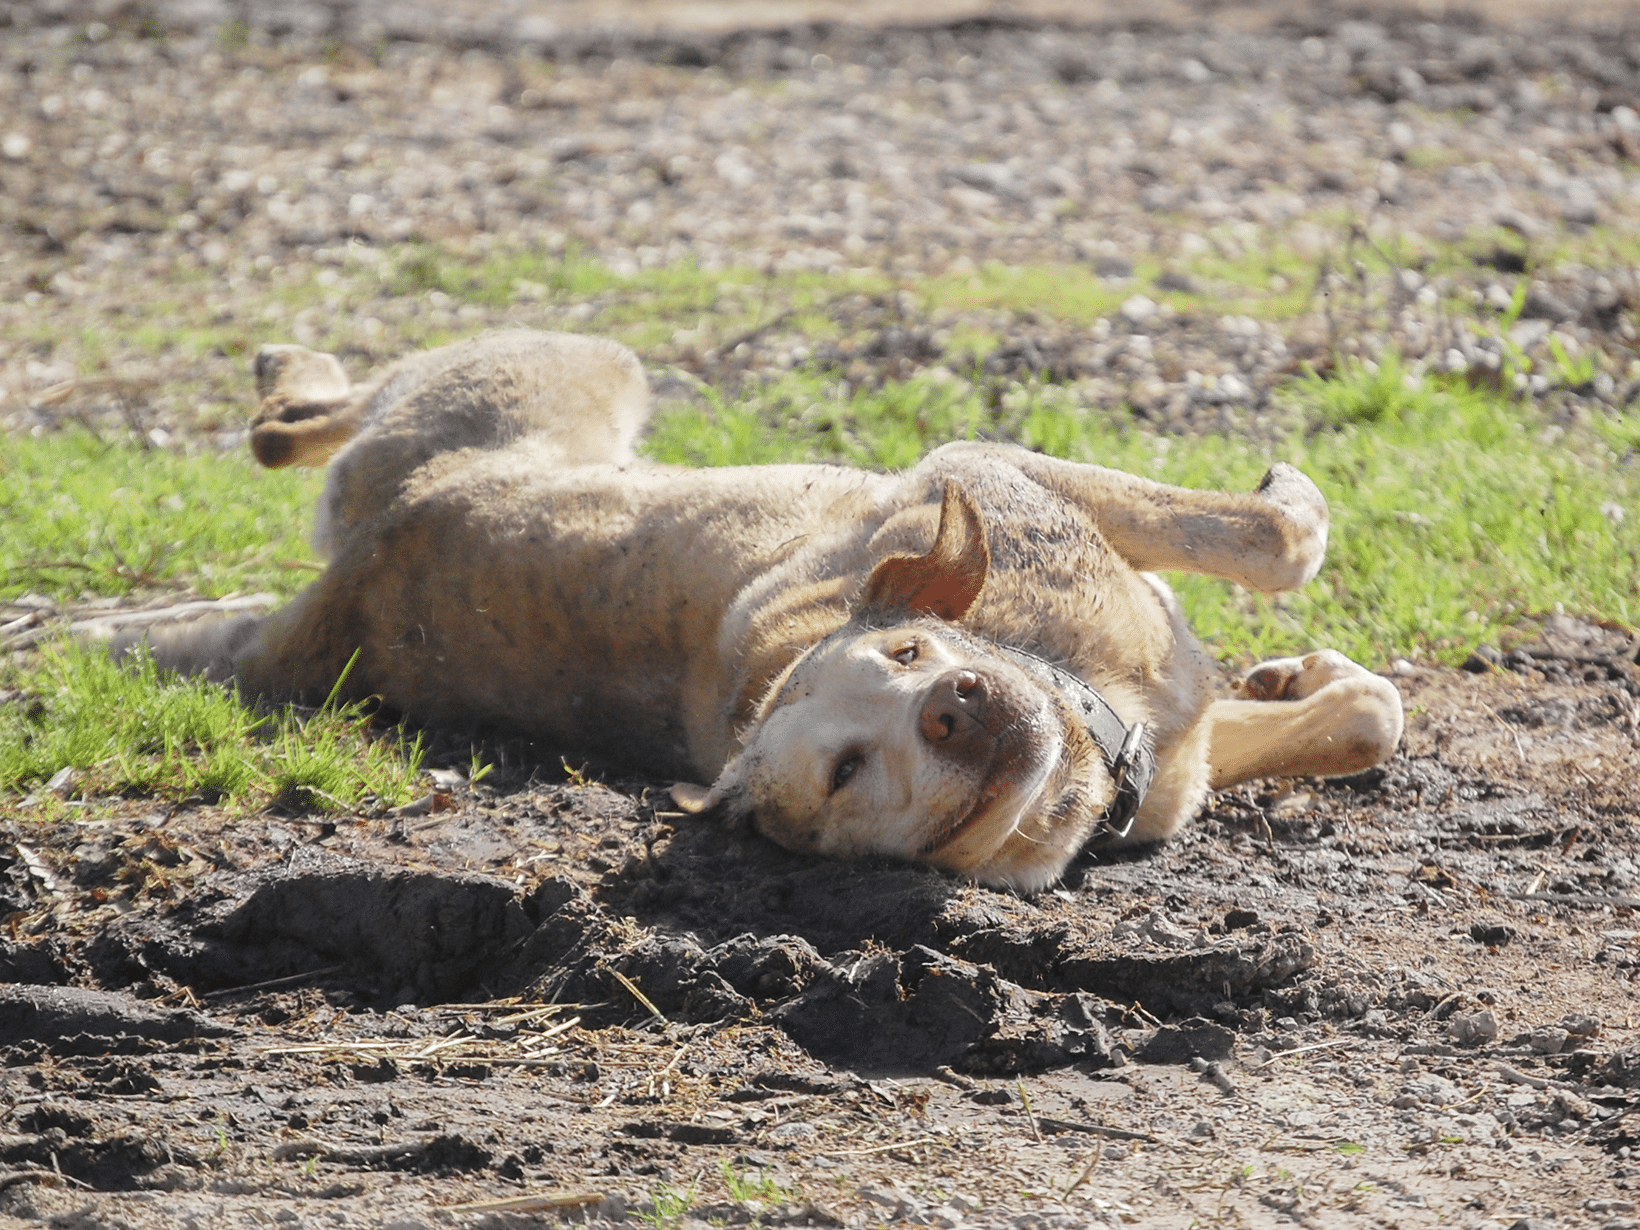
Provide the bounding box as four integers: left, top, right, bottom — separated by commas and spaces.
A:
831, 754, 863, 793
890, 643, 919, 665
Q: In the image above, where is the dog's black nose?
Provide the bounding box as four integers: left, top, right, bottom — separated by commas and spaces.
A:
919, 670, 989, 752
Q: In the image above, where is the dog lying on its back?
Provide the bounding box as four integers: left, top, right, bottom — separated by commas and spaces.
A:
141, 330, 1403, 891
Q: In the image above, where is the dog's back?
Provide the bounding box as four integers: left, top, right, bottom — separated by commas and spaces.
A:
253, 331, 650, 556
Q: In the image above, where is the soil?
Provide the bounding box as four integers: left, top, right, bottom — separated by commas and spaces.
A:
6, 3, 1640, 1229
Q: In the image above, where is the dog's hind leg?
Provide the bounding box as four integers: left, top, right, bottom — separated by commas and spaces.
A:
249, 344, 366, 469
1204, 649, 1403, 788
133, 570, 369, 708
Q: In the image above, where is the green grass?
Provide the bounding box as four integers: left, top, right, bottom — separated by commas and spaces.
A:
1, 431, 323, 603
0, 434, 425, 810
648, 364, 1640, 666
638, 1181, 697, 1228
720, 1159, 785, 1204
381, 243, 862, 352
1, 642, 423, 810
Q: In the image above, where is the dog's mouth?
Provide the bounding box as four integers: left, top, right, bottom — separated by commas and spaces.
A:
917, 701, 1063, 872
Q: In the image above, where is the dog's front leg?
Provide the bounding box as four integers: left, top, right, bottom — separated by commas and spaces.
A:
957, 446, 1331, 592
1204, 649, 1403, 788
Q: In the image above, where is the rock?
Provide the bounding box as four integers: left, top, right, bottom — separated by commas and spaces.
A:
1563, 1012, 1601, 1039
1120, 295, 1158, 325
1394, 1073, 1461, 1107
1448, 1009, 1499, 1045
1470, 920, 1517, 945
1598, 1045, 1640, 1088
1463, 645, 1502, 673
1112, 909, 1197, 949
948, 163, 1017, 197
1528, 1027, 1570, 1055
1136, 1019, 1236, 1064
858, 1185, 916, 1219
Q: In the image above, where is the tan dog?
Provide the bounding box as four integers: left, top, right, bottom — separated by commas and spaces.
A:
147, 330, 1402, 891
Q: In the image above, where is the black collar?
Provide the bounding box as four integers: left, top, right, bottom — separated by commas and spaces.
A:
996, 646, 1156, 842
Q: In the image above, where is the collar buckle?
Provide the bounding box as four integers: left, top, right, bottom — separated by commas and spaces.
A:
1099, 720, 1149, 841
996, 645, 1156, 848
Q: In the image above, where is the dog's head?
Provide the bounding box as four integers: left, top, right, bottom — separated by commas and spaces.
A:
673, 481, 1110, 892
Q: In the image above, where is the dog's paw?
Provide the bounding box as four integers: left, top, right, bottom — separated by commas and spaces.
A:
1254, 462, 1327, 524
1249, 463, 1330, 590
1236, 649, 1363, 701
254, 343, 349, 403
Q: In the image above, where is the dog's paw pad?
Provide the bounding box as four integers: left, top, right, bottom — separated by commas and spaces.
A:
1238, 649, 1364, 702
1236, 657, 1306, 701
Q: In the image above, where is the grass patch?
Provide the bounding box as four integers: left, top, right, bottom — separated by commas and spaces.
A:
920, 261, 1133, 324
0, 430, 323, 603
0, 431, 424, 813
720, 1159, 785, 1204
647, 363, 1640, 666
638, 1181, 697, 1228
0, 641, 423, 810
381, 244, 865, 352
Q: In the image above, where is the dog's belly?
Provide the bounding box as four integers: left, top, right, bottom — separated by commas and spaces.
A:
326, 456, 889, 777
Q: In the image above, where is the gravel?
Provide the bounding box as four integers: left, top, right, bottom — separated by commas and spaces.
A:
7, 3, 1640, 439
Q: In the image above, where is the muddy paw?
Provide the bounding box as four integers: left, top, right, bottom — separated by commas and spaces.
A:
1254, 462, 1328, 526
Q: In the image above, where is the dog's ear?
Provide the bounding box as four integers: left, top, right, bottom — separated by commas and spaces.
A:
667, 779, 753, 829
858, 478, 990, 623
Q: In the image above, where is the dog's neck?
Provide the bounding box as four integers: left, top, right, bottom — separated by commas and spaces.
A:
994, 644, 1155, 841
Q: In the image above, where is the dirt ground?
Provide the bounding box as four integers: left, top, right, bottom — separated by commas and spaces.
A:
7, 2, 1640, 1228
4, 618, 1640, 1229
